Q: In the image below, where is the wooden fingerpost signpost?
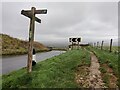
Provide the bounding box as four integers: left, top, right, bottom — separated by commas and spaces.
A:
21, 7, 47, 73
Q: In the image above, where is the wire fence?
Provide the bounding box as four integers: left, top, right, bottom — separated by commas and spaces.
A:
68, 38, 119, 54
91, 38, 119, 54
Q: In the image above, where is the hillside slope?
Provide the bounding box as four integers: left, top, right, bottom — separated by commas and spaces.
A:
0, 34, 49, 55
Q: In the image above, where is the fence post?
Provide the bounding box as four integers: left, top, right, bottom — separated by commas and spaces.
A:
94, 43, 96, 48
101, 41, 104, 50
97, 42, 99, 48
72, 41, 73, 50
77, 41, 79, 50
110, 39, 113, 52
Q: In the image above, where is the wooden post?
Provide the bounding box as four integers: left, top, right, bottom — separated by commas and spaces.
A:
72, 41, 73, 50
76, 42, 77, 49
76, 38, 81, 50
110, 39, 113, 52
69, 38, 72, 50
94, 43, 96, 48
21, 7, 47, 73
97, 42, 99, 48
77, 41, 79, 50
101, 41, 104, 50
27, 7, 35, 73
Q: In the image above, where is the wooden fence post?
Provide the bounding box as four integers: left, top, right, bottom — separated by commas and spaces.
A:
94, 43, 96, 48
110, 39, 113, 52
97, 42, 99, 48
77, 41, 79, 50
72, 41, 73, 50
101, 41, 104, 50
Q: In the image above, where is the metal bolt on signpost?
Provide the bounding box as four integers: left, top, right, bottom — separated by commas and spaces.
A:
21, 7, 47, 73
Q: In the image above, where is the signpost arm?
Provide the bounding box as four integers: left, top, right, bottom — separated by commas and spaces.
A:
21, 10, 41, 23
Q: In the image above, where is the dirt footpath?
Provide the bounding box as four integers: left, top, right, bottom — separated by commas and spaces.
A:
75, 51, 105, 88
87, 52, 105, 88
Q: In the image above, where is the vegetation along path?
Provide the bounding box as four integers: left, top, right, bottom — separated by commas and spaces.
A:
2, 47, 118, 88
75, 49, 105, 88
87, 47, 119, 88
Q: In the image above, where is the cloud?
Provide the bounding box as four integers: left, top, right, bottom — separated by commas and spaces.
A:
2, 2, 118, 47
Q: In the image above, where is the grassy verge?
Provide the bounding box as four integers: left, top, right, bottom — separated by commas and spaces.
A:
1, 34, 49, 56
2, 49, 49, 57
86, 46, 119, 87
94, 46, 119, 54
2, 48, 90, 88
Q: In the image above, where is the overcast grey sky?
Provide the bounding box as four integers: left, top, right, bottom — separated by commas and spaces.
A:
1, 2, 118, 47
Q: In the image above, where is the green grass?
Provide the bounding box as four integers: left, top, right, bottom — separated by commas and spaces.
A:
103, 74, 109, 87
95, 49, 118, 76
98, 46, 119, 54
86, 46, 119, 87
2, 49, 90, 88
88, 47, 118, 76
99, 67, 107, 73
1, 34, 49, 56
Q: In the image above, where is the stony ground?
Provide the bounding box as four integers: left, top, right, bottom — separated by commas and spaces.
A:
87, 52, 105, 88
75, 51, 106, 88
